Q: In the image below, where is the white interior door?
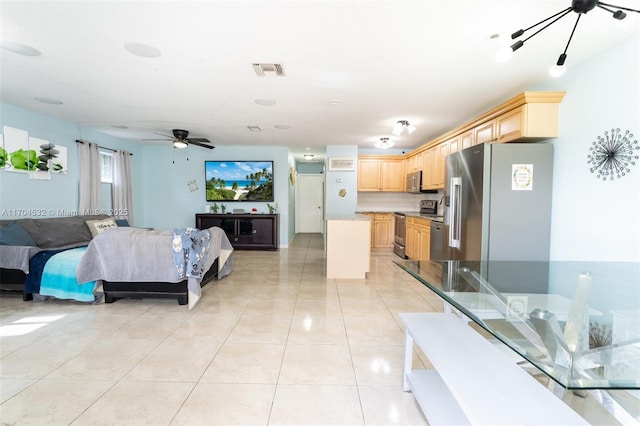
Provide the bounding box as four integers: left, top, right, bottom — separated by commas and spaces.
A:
296, 174, 324, 233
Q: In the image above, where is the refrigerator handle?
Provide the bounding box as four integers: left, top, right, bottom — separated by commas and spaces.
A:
449, 177, 461, 249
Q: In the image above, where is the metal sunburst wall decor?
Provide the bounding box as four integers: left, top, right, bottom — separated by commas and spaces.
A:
587, 128, 639, 181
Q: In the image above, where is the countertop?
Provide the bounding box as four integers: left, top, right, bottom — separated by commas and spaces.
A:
325, 214, 372, 221
356, 210, 444, 222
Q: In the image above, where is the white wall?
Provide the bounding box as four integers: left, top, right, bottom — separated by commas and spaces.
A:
533, 33, 639, 261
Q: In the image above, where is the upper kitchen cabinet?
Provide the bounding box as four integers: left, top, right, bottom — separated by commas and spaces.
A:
460, 130, 474, 150
470, 92, 566, 144
405, 152, 421, 173
403, 91, 565, 189
421, 141, 450, 190
358, 156, 405, 192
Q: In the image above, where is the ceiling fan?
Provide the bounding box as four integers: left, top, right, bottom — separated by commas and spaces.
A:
144, 129, 215, 149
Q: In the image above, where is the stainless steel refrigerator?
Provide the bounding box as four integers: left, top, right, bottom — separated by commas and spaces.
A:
444, 143, 554, 262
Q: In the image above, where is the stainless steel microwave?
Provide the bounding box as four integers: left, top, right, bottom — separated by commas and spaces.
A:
406, 171, 437, 193
406, 171, 422, 193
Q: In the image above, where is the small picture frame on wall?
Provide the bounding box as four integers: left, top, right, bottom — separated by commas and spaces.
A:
328, 157, 355, 171
289, 166, 295, 185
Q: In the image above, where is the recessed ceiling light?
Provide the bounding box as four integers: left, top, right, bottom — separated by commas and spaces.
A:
34, 97, 63, 105
255, 98, 276, 106
303, 154, 314, 160
274, 124, 291, 130
124, 42, 161, 58
329, 99, 341, 105
1, 41, 41, 56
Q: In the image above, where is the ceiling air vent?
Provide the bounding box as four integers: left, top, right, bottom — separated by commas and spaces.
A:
247, 125, 262, 132
252, 63, 285, 77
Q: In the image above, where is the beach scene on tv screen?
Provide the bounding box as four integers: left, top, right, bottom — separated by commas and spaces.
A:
205, 161, 273, 201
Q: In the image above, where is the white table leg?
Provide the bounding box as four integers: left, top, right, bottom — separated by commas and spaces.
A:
403, 328, 414, 392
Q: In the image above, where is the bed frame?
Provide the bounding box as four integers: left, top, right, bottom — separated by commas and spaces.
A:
0, 268, 32, 301
102, 258, 219, 305
0, 259, 219, 305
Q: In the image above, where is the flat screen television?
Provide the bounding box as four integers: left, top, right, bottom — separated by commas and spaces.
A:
205, 160, 274, 202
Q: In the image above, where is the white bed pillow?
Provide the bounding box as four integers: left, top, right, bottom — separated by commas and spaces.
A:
86, 217, 118, 238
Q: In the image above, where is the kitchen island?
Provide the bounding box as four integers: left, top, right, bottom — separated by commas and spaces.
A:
325, 214, 371, 279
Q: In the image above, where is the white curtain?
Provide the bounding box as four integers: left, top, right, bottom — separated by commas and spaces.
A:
78, 141, 101, 213
113, 149, 134, 224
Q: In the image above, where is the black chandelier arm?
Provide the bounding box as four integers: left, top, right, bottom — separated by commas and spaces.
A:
554, 13, 584, 67
521, 8, 574, 44
511, 7, 572, 39
597, 3, 619, 14
598, 2, 640, 13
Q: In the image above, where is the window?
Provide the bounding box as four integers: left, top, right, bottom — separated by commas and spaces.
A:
100, 151, 113, 183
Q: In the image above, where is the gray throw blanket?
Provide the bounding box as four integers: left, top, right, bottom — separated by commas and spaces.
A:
76, 226, 233, 309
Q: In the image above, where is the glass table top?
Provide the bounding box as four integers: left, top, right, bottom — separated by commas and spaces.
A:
394, 260, 640, 390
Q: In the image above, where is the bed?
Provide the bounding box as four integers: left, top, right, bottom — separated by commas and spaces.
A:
2, 225, 232, 309
76, 226, 233, 309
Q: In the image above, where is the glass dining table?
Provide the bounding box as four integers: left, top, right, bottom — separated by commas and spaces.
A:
393, 259, 640, 391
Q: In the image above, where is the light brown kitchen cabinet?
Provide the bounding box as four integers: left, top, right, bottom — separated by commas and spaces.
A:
406, 217, 430, 260
474, 119, 496, 145
460, 130, 474, 150
435, 142, 449, 188
471, 94, 565, 145
358, 160, 383, 191
448, 135, 460, 155
421, 142, 449, 190
359, 212, 394, 249
398, 92, 565, 195
357, 157, 404, 192
420, 147, 435, 189
372, 213, 394, 248
405, 154, 420, 173
495, 104, 561, 143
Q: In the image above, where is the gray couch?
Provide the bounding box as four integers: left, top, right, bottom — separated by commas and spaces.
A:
0, 215, 111, 299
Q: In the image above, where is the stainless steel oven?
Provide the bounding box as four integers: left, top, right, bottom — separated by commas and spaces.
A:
393, 212, 407, 258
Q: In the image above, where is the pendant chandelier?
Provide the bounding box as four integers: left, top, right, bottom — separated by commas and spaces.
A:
496, 0, 640, 77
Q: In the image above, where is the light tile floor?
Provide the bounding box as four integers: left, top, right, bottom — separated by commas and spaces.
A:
0, 234, 626, 425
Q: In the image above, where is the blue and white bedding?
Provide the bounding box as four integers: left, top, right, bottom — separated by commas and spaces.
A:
38, 247, 97, 302
76, 227, 233, 309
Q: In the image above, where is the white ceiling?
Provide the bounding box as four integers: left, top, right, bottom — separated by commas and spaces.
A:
1, 1, 638, 161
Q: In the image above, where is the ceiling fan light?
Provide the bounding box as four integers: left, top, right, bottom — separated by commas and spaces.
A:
173, 140, 188, 149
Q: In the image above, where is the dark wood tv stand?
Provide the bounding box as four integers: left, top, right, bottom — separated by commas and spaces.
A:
196, 213, 279, 250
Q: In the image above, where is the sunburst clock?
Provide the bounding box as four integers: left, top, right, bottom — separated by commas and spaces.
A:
587, 128, 639, 181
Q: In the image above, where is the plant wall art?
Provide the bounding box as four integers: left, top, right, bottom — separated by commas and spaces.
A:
1, 126, 68, 180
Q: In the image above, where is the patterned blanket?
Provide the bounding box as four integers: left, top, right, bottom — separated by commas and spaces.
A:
171, 227, 212, 280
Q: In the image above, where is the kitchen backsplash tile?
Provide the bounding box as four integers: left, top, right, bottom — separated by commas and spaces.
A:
357, 191, 444, 213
